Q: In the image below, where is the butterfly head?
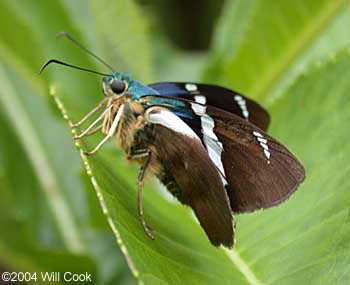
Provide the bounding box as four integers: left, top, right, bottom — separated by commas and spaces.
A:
102, 72, 131, 98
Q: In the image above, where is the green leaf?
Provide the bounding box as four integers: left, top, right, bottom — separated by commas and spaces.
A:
0, 0, 150, 283
2, 1, 350, 284
62, 0, 154, 82
204, 0, 350, 102
0, 61, 96, 282
89, 0, 154, 81
0, 59, 132, 285
47, 106, 250, 284
54, 48, 350, 285
236, 50, 350, 284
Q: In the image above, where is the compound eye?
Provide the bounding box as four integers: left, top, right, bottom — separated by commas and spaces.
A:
110, 80, 126, 94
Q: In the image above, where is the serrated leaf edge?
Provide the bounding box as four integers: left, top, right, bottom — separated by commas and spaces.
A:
51, 90, 143, 284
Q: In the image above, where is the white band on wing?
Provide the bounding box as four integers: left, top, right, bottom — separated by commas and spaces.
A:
146, 108, 200, 140
191, 95, 228, 186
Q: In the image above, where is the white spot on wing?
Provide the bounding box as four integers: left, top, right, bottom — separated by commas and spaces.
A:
194, 94, 206, 104
191, 95, 228, 185
146, 109, 200, 140
264, 149, 271, 160
242, 110, 249, 118
253, 131, 263, 138
253, 131, 271, 163
234, 95, 249, 119
191, 95, 206, 114
185, 83, 198, 92
257, 137, 267, 144
259, 142, 268, 150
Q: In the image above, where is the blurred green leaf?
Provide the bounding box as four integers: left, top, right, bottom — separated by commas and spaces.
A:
1, 0, 350, 284
90, 0, 154, 81
0, 0, 153, 283
234, 50, 350, 285
0, 61, 94, 284
55, 47, 350, 284
54, 18, 350, 285
204, 0, 350, 102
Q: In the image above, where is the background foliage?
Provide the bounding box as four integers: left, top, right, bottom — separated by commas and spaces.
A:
1, 0, 350, 284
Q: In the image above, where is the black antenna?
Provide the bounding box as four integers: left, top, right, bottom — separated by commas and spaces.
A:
57, 31, 115, 72
39, 59, 112, 76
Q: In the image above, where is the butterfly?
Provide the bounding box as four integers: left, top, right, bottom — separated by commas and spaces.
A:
41, 32, 305, 248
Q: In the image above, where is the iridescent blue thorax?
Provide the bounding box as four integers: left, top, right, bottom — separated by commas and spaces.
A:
102, 72, 193, 119
103, 72, 159, 99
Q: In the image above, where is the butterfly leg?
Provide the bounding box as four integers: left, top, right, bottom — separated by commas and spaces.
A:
83, 105, 124, 155
75, 124, 103, 140
131, 149, 155, 240
71, 96, 109, 128
83, 133, 111, 156
74, 105, 113, 140
82, 124, 102, 137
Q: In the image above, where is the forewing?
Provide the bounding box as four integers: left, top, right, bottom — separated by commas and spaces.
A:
145, 108, 234, 247
205, 107, 305, 213
149, 82, 270, 131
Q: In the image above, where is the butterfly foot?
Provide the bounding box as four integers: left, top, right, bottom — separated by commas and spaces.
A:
83, 150, 95, 156
141, 220, 155, 240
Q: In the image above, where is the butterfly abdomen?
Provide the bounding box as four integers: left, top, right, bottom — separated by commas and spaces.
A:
158, 167, 185, 203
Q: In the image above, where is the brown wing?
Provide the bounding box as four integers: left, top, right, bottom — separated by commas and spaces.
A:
142, 95, 304, 214
146, 116, 234, 247
206, 107, 305, 213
